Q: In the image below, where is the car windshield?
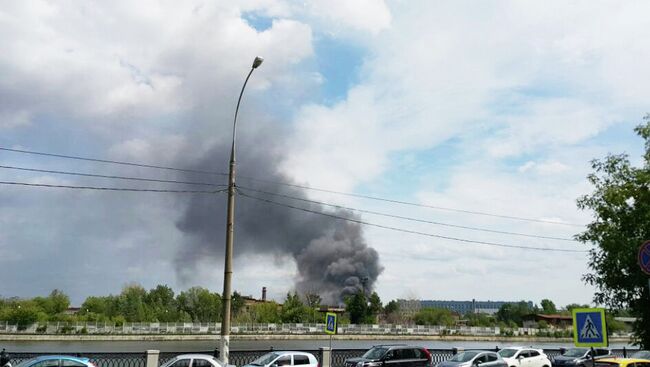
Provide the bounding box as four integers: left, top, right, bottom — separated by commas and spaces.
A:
450, 352, 480, 362
498, 350, 518, 358
250, 353, 280, 366
563, 349, 589, 358
363, 347, 388, 360
632, 351, 650, 359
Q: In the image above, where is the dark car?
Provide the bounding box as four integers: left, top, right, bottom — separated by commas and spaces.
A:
552, 348, 611, 367
437, 351, 506, 367
345, 345, 433, 367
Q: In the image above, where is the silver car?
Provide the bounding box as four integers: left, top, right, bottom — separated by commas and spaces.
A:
242, 352, 318, 367
438, 351, 506, 367
161, 354, 231, 367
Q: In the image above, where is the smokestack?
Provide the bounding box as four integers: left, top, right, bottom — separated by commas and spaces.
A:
262, 287, 267, 301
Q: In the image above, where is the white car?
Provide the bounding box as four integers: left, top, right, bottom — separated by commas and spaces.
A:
497, 348, 551, 367
242, 351, 319, 367
161, 354, 232, 367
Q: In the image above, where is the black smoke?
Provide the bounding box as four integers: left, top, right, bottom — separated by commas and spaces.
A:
175, 129, 382, 305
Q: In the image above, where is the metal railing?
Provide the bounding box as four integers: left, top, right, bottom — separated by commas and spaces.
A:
1, 321, 614, 337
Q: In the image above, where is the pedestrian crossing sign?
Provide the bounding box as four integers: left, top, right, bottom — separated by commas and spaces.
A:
325, 312, 337, 335
573, 308, 607, 347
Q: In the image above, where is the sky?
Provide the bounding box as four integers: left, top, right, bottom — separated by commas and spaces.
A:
1, 0, 650, 308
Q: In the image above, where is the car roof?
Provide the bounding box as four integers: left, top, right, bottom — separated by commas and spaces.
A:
598, 358, 650, 362
173, 354, 218, 359
34, 356, 89, 362
270, 351, 315, 356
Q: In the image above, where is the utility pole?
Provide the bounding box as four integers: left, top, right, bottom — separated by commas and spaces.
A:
219, 56, 263, 364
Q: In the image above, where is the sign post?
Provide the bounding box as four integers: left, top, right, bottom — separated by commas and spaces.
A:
572, 308, 608, 347
324, 312, 337, 367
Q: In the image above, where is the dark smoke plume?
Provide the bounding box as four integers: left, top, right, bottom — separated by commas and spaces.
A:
175, 130, 382, 304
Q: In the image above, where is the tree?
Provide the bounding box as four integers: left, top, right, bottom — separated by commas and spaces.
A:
231, 291, 244, 317
384, 300, 399, 315
413, 308, 455, 326
496, 301, 535, 326
281, 292, 307, 323
577, 116, 650, 348
177, 287, 221, 322
304, 293, 322, 308
344, 291, 368, 324
540, 299, 557, 314
146, 285, 177, 322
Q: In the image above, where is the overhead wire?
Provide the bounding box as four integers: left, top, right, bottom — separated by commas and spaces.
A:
0, 146, 586, 227
0, 164, 227, 187
0, 147, 228, 177
0, 181, 225, 194
237, 189, 588, 253
237, 185, 577, 242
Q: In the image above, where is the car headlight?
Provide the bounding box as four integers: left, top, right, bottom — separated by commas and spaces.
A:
357, 362, 364, 367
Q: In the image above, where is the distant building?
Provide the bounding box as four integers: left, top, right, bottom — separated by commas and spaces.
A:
398, 299, 533, 316
522, 314, 572, 329
64, 307, 80, 315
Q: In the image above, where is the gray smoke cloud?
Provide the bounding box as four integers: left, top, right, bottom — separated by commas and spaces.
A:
175, 131, 383, 304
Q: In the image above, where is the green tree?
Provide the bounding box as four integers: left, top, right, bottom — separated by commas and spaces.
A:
253, 302, 281, 323
118, 284, 152, 322
146, 285, 177, 322
281, 292, 307, 323
540, 299, 557, 314
384, 300, 399, 315
576, 116, 650, 348
231, 291, 244, 317
344, 291, 368, 324
368, 292, 382, 317
496, 301, 535, 326
413, 308, 455, 326
177, 287, 222, 322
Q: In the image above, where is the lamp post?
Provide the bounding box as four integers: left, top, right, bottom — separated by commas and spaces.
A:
219, 56, 263, 364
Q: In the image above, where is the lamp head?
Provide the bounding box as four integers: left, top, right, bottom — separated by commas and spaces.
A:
252, 56, 264, 69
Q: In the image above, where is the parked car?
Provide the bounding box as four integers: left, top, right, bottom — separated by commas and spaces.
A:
14, 356, 96, 367
242, 351, 318, 367
437, 351, 506, 367
551, 348, 611, 367
344, 345, 432, 367
497, 347, 551, 367
161, 355, 233, 367
631, 351, 650, 360
594, 358, 650, 367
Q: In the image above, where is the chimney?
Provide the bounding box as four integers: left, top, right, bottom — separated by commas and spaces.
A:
262, 287, 267, 301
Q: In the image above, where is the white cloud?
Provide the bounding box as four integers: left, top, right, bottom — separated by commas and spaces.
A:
307, 0, 391, 35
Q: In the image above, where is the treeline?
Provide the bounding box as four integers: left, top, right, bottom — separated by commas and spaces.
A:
0, 285, 390, 328
0, 287, 628, 333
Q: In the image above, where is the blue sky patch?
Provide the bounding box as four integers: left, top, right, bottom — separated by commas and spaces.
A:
313, 35, 365, 103
242, 12, 274, 32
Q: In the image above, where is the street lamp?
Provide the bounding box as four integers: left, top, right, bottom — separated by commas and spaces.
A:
219, 56, 263, 364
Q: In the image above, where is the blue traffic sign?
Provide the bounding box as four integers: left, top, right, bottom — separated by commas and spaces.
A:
325, 312, 337, 335
639, 241, 650, 275
572, 308, 607, 347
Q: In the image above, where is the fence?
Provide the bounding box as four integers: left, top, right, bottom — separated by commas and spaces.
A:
6, 348, 639, 367
2, 321, 616, 337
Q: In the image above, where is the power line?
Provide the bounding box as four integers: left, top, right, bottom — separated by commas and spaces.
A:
237, 177, 585, 227
237, 185, 577, 242
0, 147, 228, 177
0, 165, 227, 187
237, 189, 588, 253
1, 146, 586, 227
0, 181, 225, 194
